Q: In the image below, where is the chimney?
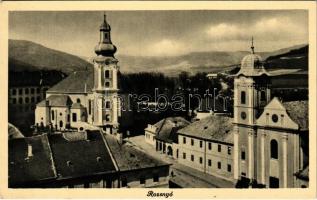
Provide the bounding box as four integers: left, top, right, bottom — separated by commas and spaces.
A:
27, 144, 33, 158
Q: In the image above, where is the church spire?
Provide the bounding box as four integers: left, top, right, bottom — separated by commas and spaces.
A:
95, 13, 117, 57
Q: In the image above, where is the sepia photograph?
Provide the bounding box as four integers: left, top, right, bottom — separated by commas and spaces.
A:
1, 1, 316, 198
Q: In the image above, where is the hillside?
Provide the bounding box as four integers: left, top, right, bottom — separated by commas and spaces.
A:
9, 40, 92, 74
9, 39, 307, 76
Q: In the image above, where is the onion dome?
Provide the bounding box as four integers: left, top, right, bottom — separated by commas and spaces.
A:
236, 37, 269, 77
95, 14, 117, 57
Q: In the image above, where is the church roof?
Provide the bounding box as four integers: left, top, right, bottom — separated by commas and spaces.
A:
71, 103, 85, 109
282, 100, 308, 131
37, 95, 73, 107
178, 115, 234, 144
47, 70, 93, 94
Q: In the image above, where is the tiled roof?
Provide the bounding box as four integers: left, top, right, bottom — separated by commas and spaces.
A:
48, 131, 116, 179
47, 70, 94, 94
154, 117, 190, 143
178, 115, 234, 144
282, 100, 308, 130
9, 134, 57, 187
37, 95, 73, 107
103, 134, 169, 172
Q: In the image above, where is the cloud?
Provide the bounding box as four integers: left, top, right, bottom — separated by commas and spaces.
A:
145, 39, 186, 56
206, 16, 307, 43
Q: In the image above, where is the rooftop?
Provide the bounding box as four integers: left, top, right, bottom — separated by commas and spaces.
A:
282, 100, 308, 131
48, 131, 116, 179
47, 70, 93, 94
37, 94, 73, 107
154, 117, 190, 143
178, 115, 234, 144
9, 134, 57, 187
103, 133, 169, 172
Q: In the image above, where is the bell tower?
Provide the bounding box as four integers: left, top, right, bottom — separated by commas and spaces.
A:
92, 14, 120, 134
233, 38, 271, 184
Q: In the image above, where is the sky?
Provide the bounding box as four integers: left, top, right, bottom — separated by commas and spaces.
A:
9, 10, 308, 57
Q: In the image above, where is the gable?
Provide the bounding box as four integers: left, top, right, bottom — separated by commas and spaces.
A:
257, 97, 299, 130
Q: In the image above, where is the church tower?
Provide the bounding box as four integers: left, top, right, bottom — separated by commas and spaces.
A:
233, 38, 271, 184
92, 14, 120, 134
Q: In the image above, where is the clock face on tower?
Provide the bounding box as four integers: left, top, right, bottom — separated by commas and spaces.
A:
241, 111, 247, 120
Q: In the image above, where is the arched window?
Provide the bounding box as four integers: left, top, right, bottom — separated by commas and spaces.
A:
241, 91, 246, 104
270, 139, 278, 159
51, 110, 55, 120
106, 101, 111, 109
260, 91, 266, 101
105, 70, 110, 78
76, 98, 81, 103
105, 82, 110, 88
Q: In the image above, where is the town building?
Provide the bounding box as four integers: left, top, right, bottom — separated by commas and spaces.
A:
176, 115, 234, 182
145, 117, 190, 156
35, 14, 121, 134
8, 130, 170, 188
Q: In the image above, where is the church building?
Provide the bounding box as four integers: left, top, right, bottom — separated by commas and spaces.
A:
233, 40, 309, 188
35, 15, 121, 134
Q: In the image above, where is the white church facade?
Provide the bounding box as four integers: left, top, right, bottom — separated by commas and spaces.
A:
35, 15, 121, 134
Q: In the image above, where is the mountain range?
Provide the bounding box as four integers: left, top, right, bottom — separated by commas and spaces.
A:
9, 39, 308, 76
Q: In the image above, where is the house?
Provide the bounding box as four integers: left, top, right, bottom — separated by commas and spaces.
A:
145, 117, 190, 157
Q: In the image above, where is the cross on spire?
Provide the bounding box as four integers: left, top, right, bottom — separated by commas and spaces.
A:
251, 36, 255, 54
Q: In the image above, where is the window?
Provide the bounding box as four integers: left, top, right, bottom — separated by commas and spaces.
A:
208, 159, 212, 166
208, 142, 212, 150
218, 144, 221, 152
153, 174, 159, 182
183, 137, 186, 144
36, 88, 40, 93
270, 139, 278, 159
105, 82, 110, 88
199, 157, 203, 164
25, 88, 29, 94
105, 114, 110, 122
106, 101, 111, 109
72, 113, 77, 122
183, 153, 186, 159
105, 70, 110, 78
31, 88, 34, 94
12, 89, 16, 95
227, 164, 232, 172
121, 177, 127, 187
12, 98, 16, 104
241, 111, 247, 120
19, 89, 22, 95
260, 90, 266, 101
37, 96, 41, 102
191, 155, 194, 162
191, 139, 194, 146
228, 146, 232, 155
88, 100, 92, 115
140, 176, 145, 184
217, 162, 221, 169
31, 97, 34, 103
272, 114, 278, 123
51, 110, 55, 120
25, 97, 29, 103
241, 91, 246, 104
19, 98, 23, 104
76, 98, 81, 103
241, 150, 246, 160
200, 141, 203, 148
